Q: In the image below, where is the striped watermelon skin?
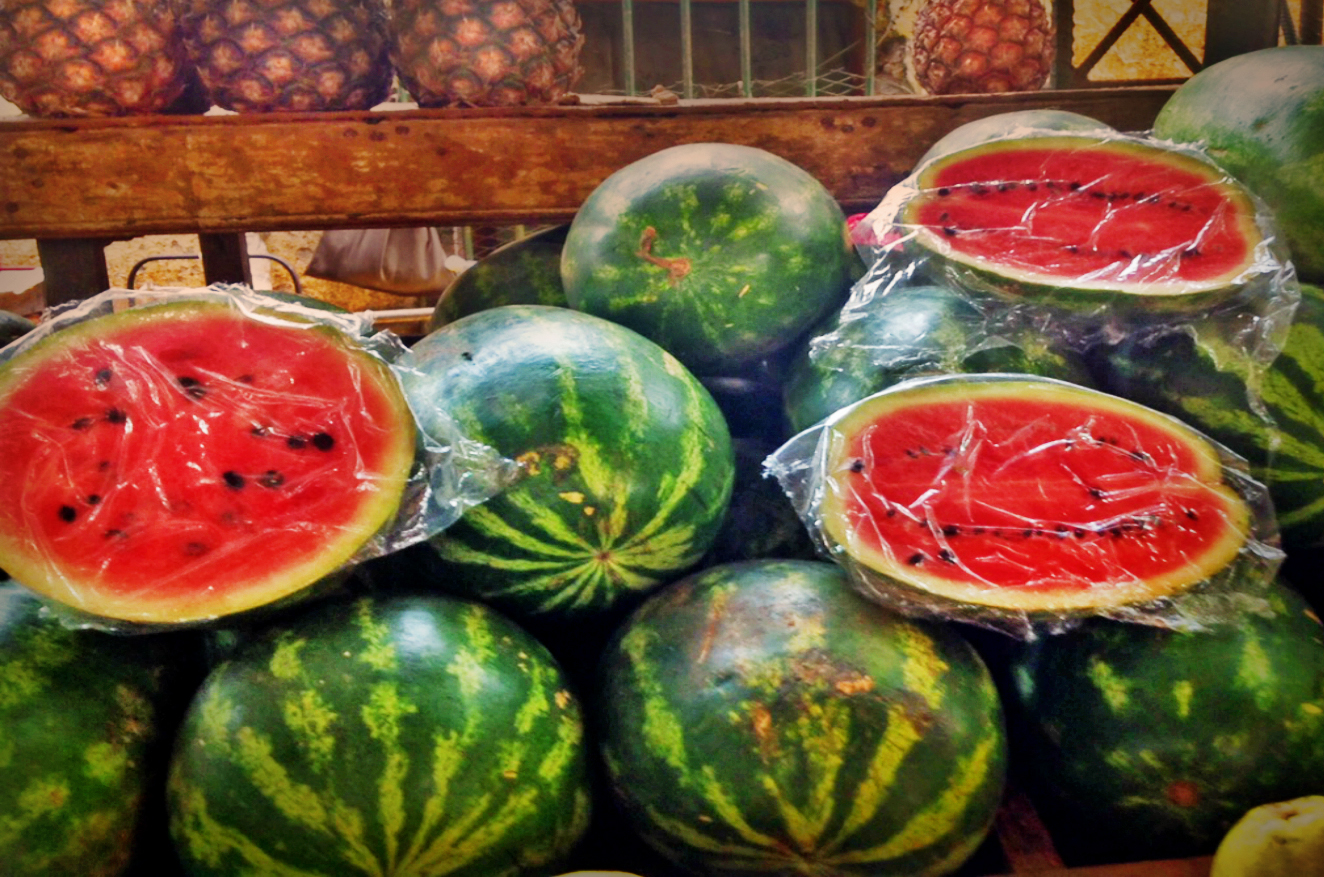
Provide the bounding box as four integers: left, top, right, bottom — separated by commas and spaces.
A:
167, 593, 593, 877
0, 583, 197, 876
401, 305, 735, 624
998, 576, 1324, 865
595, 559, 1008, 877
1095, 282, 1324, 552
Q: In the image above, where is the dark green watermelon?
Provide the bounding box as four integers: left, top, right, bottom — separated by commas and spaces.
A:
167, 592, 593, 877
0, 309, 34, 347
0, 583, 201, 876
1095, 282, 1324, 553
561, 142, 860, 376
400, 305, 735, 625
429, 224, 570, 332
783, 282, 1095, 432
595, 558, 1007, 876
998, 576, 1324, 865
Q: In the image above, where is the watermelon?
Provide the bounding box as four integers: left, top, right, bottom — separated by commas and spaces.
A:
1, 309, 33, 347
429, 224, 570, 332
0, 292, 418, 626
167, 592, 593, 877
916, 108, 1114, 167
400, 304, 735, 625
768, 373, 1274, 635
1153, 45, 1324, 283
997, 576, 1324, 865
782, 281, 1095, 433
595, 558, 1008, 876
881, 132, 1280, 314
1095, 282, 1324, 554
0, 583, 201, 876
560, 142, 860, 376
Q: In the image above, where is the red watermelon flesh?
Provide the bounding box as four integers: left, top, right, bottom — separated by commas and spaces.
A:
900, 135, 1265, 298
0, 299, 417, 625
813, 376, 1256, 617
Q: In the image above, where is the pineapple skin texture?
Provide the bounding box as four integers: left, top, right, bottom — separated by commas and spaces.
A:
179, 0, 394, 112
907, 0, 1054, 95
0, 0, 195, 116
389, 0, 584, 107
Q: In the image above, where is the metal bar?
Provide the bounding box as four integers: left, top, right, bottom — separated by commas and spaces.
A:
621, 0, 637, 96
864, 0, 878, 95
1053, 0, 1075, 88
680, 0, 695, 98
805, 0, 819, 96
739, 0, 753, 97
1138, 4, 1201, 74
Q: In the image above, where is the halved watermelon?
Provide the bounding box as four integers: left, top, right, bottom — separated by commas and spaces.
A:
0, 293, 418, 626
887, 133, 1276, 311
770, 374, 1275, 634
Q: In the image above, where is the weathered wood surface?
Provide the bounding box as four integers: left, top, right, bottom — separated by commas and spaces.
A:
0, 87, 1175, 241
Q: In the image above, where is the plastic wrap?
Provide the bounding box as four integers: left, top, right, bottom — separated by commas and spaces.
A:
845, 128, 1301, 392
0, 286, 516, 630
765, 373, 1285, 640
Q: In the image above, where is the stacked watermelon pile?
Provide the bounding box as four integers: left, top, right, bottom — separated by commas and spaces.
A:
1, 43, 1323, 877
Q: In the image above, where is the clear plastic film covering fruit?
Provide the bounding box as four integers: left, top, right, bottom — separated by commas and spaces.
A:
764, 373, 1286, 640
843, 127, 1301, 420
0, 286, 519, 631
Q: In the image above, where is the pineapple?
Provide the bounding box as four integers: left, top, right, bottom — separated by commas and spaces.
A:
389, 0, 584, 108
0, 0, 196, 116
179, 0, 393, 112
907, 0, 1054, 95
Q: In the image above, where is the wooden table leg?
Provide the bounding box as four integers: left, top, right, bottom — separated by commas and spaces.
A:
199, 233, 253, 287
35, 238, 112, 307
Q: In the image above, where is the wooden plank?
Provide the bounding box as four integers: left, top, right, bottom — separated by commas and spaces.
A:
34, 238, 109, 306
0, 88, 1175, 241
198, 232, 252, 286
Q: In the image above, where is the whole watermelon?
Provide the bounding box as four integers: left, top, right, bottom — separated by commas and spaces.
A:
783, 282, 1095, 432
1153, 45, 1324, 283
1094, 282, 1324, 554
429, 224, 570, 331
561, 142, 860, 376
998, 576, 1324, 865
400, 305, 735, 626
595, 558, 1008, 876
167, 592, 594, 877
0, 583, 200, 876
916, 108, 1113, 167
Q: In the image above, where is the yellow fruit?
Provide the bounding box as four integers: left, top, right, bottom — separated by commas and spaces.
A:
1211, 796, 1324, 877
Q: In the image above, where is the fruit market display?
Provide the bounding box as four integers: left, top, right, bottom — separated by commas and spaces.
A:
178, 0, 394, 113
5, 45, 1324, 873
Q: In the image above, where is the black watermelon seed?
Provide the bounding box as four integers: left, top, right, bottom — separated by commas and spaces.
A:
183, 542, 209, 556
287, 435, 308, 449
236, 374, 255, 383
942, 227, 958, 237
178, 376, 207, 399
1185, 508, 1200, 521
939, 549, 957, 563
258, 470, 285, 488
58, 505, 77, 522
222, 471, 245, 490
86, 494, 101, 505
251, 425, 270, 437
849, 459, 865, 473
907, 552, 926, 565
104, 528, 124, 539
311, 432, 335, 451
1070, 181, 1082, 191
71, 416, 94, 430
942, 524, 961, 537
94, 368, 113, 387
937, 187, 950, 196
98, 460, 111, 471
106, 407, 127, 424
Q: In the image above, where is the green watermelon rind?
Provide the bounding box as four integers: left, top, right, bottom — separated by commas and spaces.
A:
596, 559, 1008, 877
167, 593, 594, 877
0, 292, 419, 626
775, 373, 1277, 635
429, 224, 570, 332
887, 132, 1285, 315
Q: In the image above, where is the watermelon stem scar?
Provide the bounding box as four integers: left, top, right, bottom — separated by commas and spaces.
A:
635, 226, 692, 284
